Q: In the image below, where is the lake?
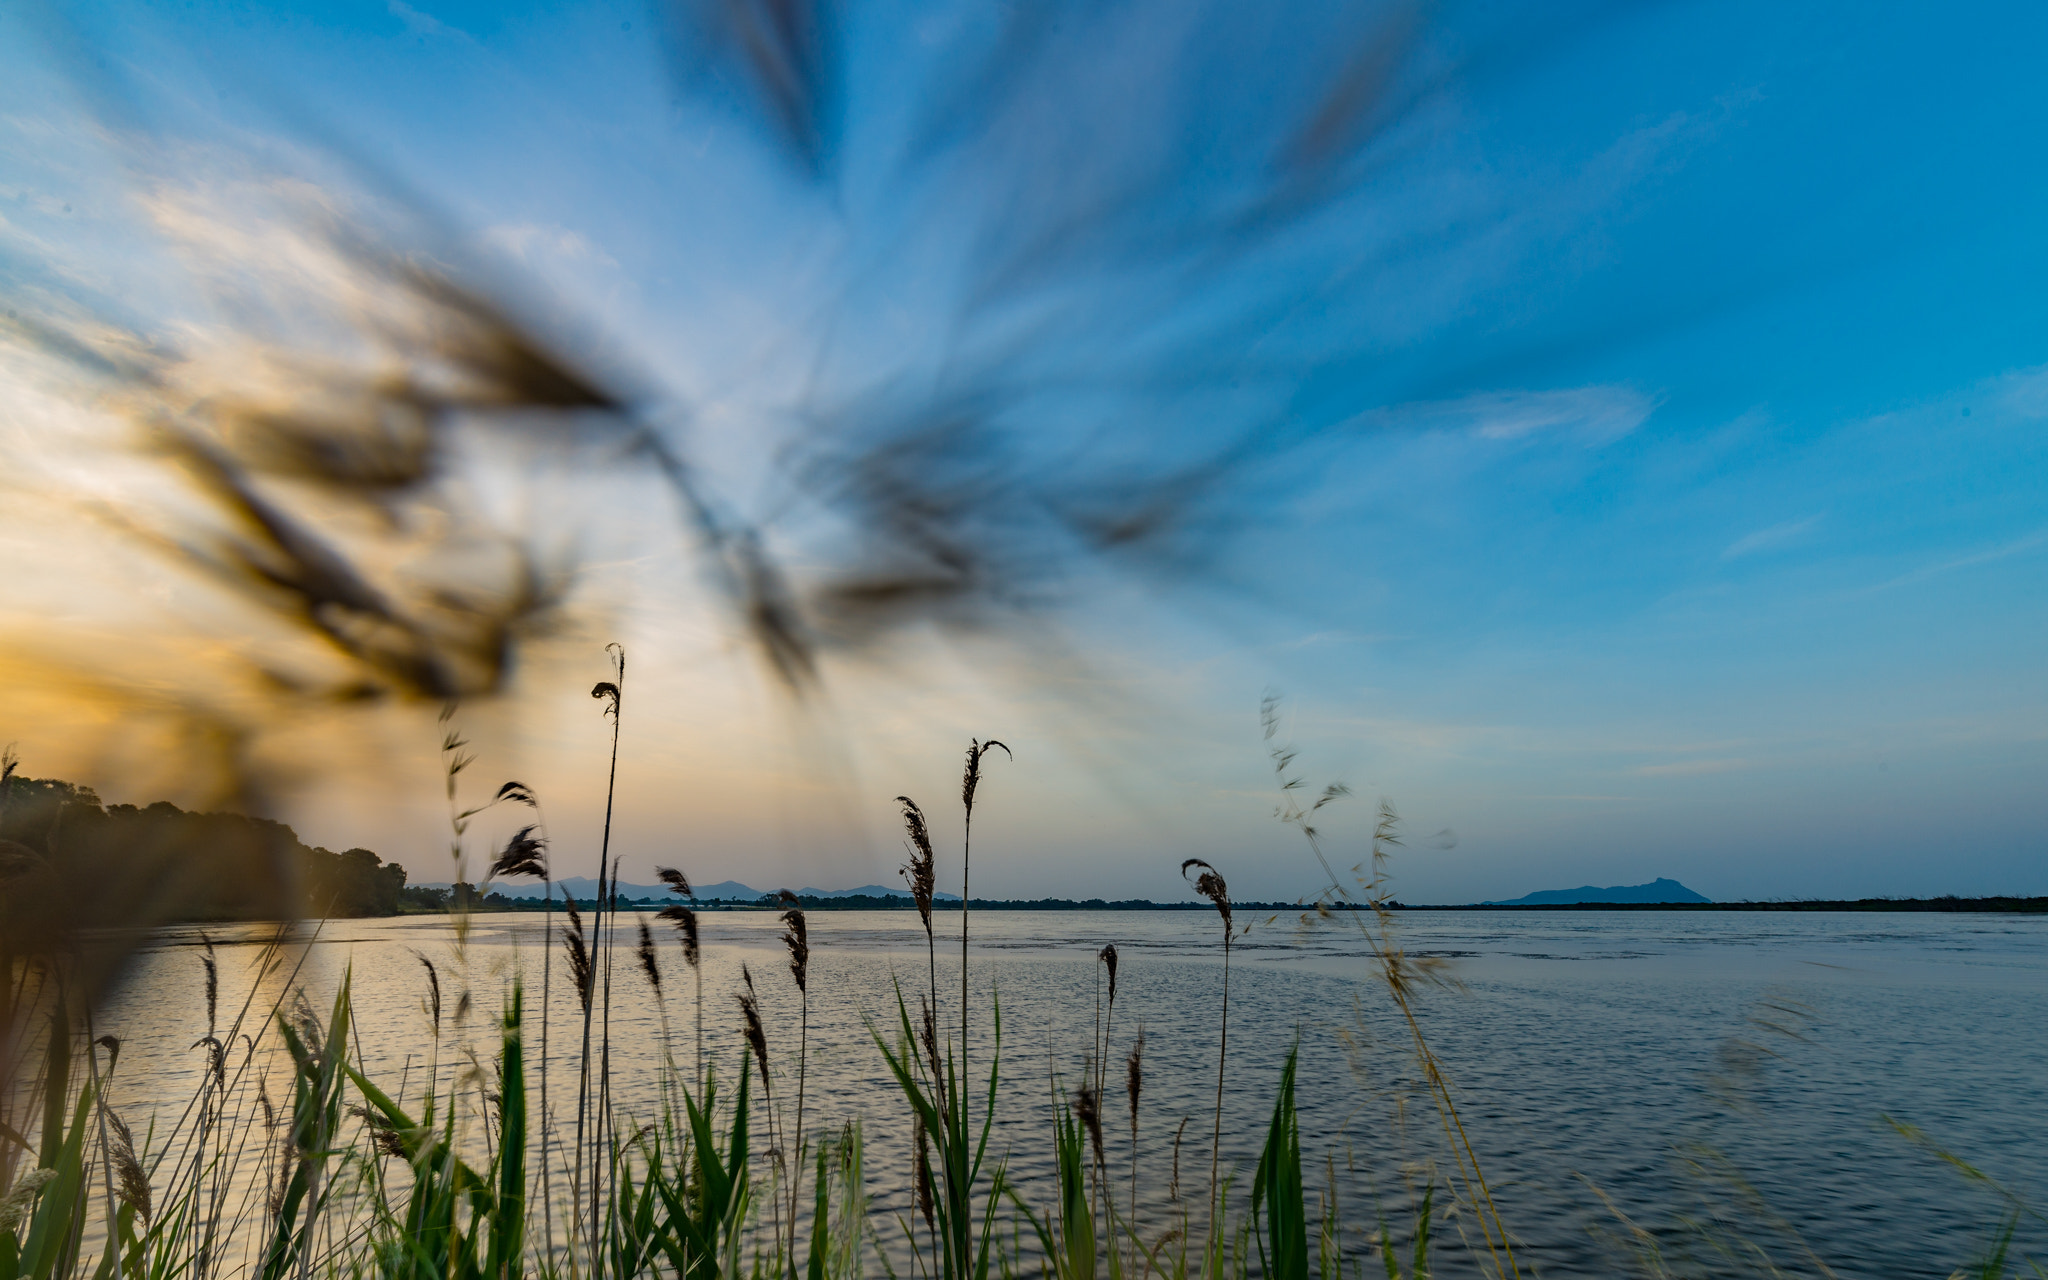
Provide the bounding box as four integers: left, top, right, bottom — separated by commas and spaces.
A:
94, 907, 2048, 1278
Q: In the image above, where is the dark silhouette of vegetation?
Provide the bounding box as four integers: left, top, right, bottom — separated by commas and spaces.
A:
0, 772, 405, 929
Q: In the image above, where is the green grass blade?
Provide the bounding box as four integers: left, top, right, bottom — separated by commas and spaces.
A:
488, 983, 526, 1280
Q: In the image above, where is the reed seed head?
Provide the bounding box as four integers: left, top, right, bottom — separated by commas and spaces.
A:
95, 1034, 122, 1077
107, 1108, 151, 1223
913, 1111, 936, 1233
192, 1035, 226, 1088
637, 916, 663, 996
1170, 1115, 1190, 1202
737, 964, 771, 1084
412, 951, 442, 1035
200, 934, 220, 1029
1099, 943, 1118, 1005
1077, 1083, 1105, 1170
1181, 858, 1232, 933
961, 738, 1011, 818
896, 796, 936, 936
489, 825, 549, 880
591, 680, 621, 721
1126, 1028, 1145, 1132
659, 903, 701, 967
657, 866, 694, 897
779, 895, 809, 993
563, 898, 594, 1012
494, 780, 539, 808
0, 1171, 56, 1237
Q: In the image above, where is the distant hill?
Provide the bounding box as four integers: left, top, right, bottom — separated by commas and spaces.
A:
1485, 877, 1710, 906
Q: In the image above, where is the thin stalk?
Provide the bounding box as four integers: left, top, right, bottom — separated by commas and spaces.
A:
589, 646, 625, 1265
540, 875, 555, 1277
790, 990, 809, 1277
1211, 927, 1230, 1253
86, 1011, 118, 1279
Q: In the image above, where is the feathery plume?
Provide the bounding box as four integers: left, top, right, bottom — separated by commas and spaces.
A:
1078, 1084, 1105, 1171
659, 903, 701, 967
94, 1034, 122, 1077
737, 964, 770, 1083
495, 780, 540, 808
1170, 1116, 1190, 1202
1181, 858, 1232, 931
913, 1111, 936, 1234
636, 916, 662, 996
919, 995, 943, 1089
563, 897, 594, 1012
0, 1170, 57, 1236
779, 893, 809, 993
896, 796, 936, 936
413, 951, 442, 1035
961, 739, 1011, 819
657, 866, 694, 898
200, 933, 219, 1035
1099, 943, 1119, 1005
107, 1108, 151, 1223
1126, 1029, 1145, 1130
489, 825, 549, 880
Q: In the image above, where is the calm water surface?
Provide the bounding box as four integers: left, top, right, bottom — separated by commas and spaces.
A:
98, 909, 2048, 1278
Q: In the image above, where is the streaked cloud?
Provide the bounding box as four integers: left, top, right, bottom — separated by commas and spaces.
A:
483, 222, 618, 269
1630, 757, 1752, 777
1453, 386, 1658, 444
1721, 514, 1822, 560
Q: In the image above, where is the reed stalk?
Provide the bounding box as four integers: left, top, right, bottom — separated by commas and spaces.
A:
1180, 858, 1233, 1261
956, 740, 1008, 1271
1261, 696, 1518, 1280
656, 868, 703, 1097
780, 892, 812, 1278
591, 643, 626, 1264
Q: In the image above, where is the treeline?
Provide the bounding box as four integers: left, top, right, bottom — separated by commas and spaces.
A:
1403, 897, 2048, 913
0, 773, 407, 945
516, 894, 1344, 912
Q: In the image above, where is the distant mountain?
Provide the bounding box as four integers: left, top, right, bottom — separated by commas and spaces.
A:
1485, 877, 1711, 906
424, 877, 958, 902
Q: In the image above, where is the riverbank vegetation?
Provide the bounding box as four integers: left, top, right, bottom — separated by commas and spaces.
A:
0, 764, 408, 937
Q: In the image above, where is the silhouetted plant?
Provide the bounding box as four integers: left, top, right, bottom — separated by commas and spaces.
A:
1182, 855, 1233, 1251
657, 867, 704, 1094
780, 889, 813, 1271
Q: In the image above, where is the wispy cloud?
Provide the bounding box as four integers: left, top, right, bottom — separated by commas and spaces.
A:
1850, 528, 2048, 597
1459, 386, 1659, 444
2000, 364, 2048, 418
1721, 513, 1822, 560
482, 222, 617, 269
388, 1, 472, 42
1631, 757, 1751, 777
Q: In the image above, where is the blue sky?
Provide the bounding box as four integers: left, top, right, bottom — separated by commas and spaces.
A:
2, 1, 2043, 902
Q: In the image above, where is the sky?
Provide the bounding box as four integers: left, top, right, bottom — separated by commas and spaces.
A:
1, 0, 2044, 904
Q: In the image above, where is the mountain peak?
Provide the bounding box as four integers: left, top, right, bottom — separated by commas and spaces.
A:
1484, 877, 1711, 906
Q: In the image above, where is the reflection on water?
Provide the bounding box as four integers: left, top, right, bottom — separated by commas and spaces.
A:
96, 909, 2048, 1278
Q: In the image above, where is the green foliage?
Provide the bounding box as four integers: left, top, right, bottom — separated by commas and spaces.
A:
1009, 1095, 1094, 1280
1251, 1047, 1306, 1280
871, 982, 1006, 1280
260, 978, 354, 1280
646, 1059, 753, 1280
